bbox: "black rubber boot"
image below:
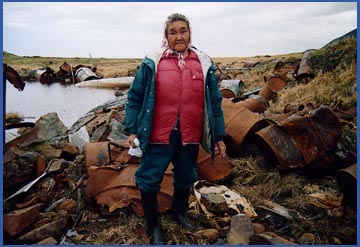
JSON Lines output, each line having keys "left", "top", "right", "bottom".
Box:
{"left": 141, "top": 191, "right": 165, "bottom": 245}
{"left": 172, "top": 188, "right": 196, "bottom": 231}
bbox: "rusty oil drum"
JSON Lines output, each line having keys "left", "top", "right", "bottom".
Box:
{"left": 222, "top": 99, "right": 272, "bottom": 156}
{"left": 220, "top": 80, "right": 244, "bottom": 98}
{"left": 259, "top": 75, "right": 286, "bottom": 101}
{"left": 75, "top": 67, "right": 99, "bottom": 82}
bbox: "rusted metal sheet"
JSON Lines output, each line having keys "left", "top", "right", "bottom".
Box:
{"left": 197, "top": 146, "right": 233, "bottom": 182}
{"left": 220, "top": 80, "right": 244, "bottom": 99}
{"left": 3, "top": 63, "right": 25, "bottom": 91}
{"left": 222, "top": 99, "right": 273, "bottom": 156}
{"left": 296, "top": 49, "right": 317, "bottom": 81}
{"left": 85, "top": 164, "right": 174, "bottom": 216}
{"left": 255, "top": 105, "right": 342, "bottom": 171}
{"left": 84, "top": 141, "right": 140, "bottom": 167}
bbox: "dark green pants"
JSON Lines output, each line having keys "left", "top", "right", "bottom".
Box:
{"left": 135, "top": 129, "right": 199, "bottom": 193}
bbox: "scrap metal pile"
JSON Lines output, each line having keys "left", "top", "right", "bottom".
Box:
{"left": 3, "top": 49, "right": 357, "bottom": 244}
{"left": 18, "top": 61, "right": 103, "bottom": 84}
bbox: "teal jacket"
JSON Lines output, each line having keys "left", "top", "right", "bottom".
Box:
{"left": 124, "top": 47, "right": 225, "bottom": 156}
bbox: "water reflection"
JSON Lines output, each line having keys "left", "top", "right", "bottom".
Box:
{"left": 5, "top": 81, "right": 118, "bottom": 127}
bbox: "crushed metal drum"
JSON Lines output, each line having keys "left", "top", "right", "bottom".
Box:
{"left": 255, "top": 105, "right": 342, "bottom": 171}
{"left": 85, "top": 164, "right": 174, "bottom": 216}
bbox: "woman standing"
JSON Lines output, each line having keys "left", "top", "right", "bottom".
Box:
{"left": 124, "top": 13, "right": 226, "bottom": 244}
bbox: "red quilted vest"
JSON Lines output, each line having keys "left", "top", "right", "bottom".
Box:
{"left": 149, "top": 50, "right": 204, "bottom": 144}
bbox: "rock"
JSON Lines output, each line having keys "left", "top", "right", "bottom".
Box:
{"left": 226, "top": 214, "right": 254, "bottom": 245}
{"left": 200, "top": 192, "right": 228, "bottom": 214}
{"left": 4, "top": 203, "right": 42, "bottom": 237}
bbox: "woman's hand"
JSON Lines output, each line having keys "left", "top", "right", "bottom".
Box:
{"left": 128, "top": 134, "right": 138, "bottom": 148}
{"left": 215, "top": 141, "right": 227, "bottom": 158}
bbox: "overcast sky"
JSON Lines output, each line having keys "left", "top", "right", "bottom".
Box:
{"left": 3, "top": 2, "right": 357, "bottom": 58}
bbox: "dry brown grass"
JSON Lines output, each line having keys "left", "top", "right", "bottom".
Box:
{"left": 5, "top": 112, "right": 24, "bottom": 124}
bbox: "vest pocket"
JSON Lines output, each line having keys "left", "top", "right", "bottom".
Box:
{"left": 191, "top": 70, "right": 204, "bottom": 92}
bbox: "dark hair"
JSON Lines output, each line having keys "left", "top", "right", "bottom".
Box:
{"left": 165, "top": 13, "right": 190, "bottom": 36}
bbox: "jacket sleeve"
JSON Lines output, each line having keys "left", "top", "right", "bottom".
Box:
{"left": 124, "top": 62, "right": 148, "bottom": 135}
{"left": 207, "top": 62, "right": 226, "bottom": 142}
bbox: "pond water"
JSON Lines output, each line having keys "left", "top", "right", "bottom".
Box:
{"left": 5, "top": 80, "right": 119, "bottom": 128}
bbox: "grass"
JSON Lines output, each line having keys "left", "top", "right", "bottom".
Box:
{"left": 3, "top": 36, "right": 357, "bottom": 244}
{"left": 5, "top": 112, "right": 24, "bottom": 124}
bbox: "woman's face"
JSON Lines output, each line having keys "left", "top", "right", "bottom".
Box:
{"left": 166, "top": 20, "right": 190, "bottom": 53}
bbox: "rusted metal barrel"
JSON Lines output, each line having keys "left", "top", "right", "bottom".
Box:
{"left": 260, "top": 75, "right": 286, "bottom": 101}
{"left": 296, "top": 49, "right": 317, "bottom": 81}
{"left": 337, "top": 164, "right": 357, "bottom": 210}
{"left": 35, "top": 67, "right": 56, "bottom": 84}
{"left": 222, "top": 99, "right": 272, "bottom": 156}
{"left": 255, "top": 124, "right": 305, "bottom": 170}
{"left": 75, "top": 67, "right": 101, "bottom": 82}
{"left": 220, "top": 80, "right": 244, "bottom": 99}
